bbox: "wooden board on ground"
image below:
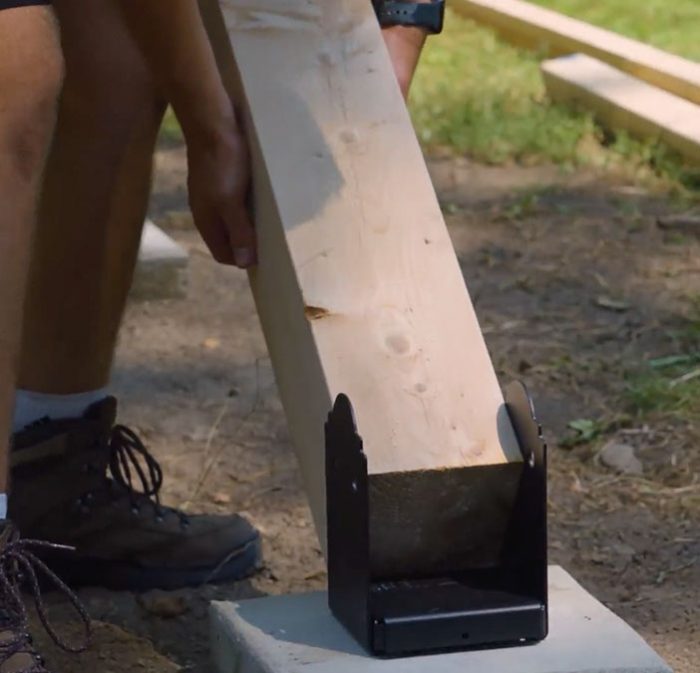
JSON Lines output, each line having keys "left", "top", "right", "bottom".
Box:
{"left": 131, "top": 221, "right": 188, "bottom": 301}
{"left": 451, "top": 0, "right": 700, "bottom": 106}
{"left": 202, "top": 0, "right": 522, "bottom": 555}
{"left": 542, "top": 54, "right": 700, "bottom": 164}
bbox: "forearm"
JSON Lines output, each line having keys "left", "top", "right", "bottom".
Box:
{"left": 115, "top": 0, "right": 235, "bottom": 143}
{"left": 382, "top": 26, "right": 426, "bottom": 99}
{"left": 379, "top": 0, "right": 445, "bottom": 98}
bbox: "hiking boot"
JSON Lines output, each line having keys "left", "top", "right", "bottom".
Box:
{"left": 9, "top": 398, "right": 261, "bottom": 591}
{"left": 0, "top": 521, "right": 91, "bottom": 673}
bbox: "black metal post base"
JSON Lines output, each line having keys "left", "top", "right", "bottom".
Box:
{"left": 325, "top": 381, "right": 548, "bottom": 658}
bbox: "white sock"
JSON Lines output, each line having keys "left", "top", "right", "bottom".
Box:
{"left": 12, "top": 388, "right": 109, "bottom": 433}
{"left": 0, "top": 493, "right": 6, "bottom": 520}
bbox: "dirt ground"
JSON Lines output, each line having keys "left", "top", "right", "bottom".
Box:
{"left": 41, "top": 144, "right": 698, "bottom": 672}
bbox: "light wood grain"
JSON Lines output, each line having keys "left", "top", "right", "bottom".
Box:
{"left": 206, "top": 0, "right": 521, "bottom": 537}
{"left": 543, "top": 54, "right": 700, "bottom": 164}
{"left": 452, "top": 0, "right": 700, "bottom": 105}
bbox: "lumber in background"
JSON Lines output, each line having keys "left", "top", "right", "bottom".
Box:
{"left": 542, "top": 54, "right": 700, "bottom": 164}
{"left": 451, "top": 0, "right": 700, "bottom": 105}
{"left": 131, "top": 221, "right": 188, "bottom": 301}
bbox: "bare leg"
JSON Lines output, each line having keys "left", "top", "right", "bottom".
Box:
{"left": 17, "top": 0, "right": 166, "bottom": 395}
{"left": 0, "top": 5, "right": 63, "bottom": 490}
{"left": 7, "top": 0, "right": 262, "bottom": 592}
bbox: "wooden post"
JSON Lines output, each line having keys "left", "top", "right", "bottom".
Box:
{"left": 202, "top": 0, "right": 522, "bottom": 548}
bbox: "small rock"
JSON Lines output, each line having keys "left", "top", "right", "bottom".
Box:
{"left": 137, "top": 591, "right": 189, "bottom": 619}
{"left": 595, "top": 296, "right": 631, "bottom": 312}
{"left": 613, "top": 185, "right": 648, "bottom": 197}
{"left": 586, "top": 550, "right": 608, "bottom": 565}
{"left": 518, "top": 359, "right": 533, "bottom": 373}
{"left": 611, "top": 542, "right": 636, "bottom": 559}
{"left": 161, "top": 210, "right": 194, "bottom": 230}
{"left": 212, "top": 492, "right": 231, "bottom": 505}
{"left": 656, "top": 213, "right": 700, "bottom": 233}
{"left": 598, "top": 441, "right": 644, "bottom": 476}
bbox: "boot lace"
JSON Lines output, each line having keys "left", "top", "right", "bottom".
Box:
{"left": 0, "top": 528, "right": 91, "bottom": 672}
{"left": 107, "top": 425, "right": 188, "bottom": 525}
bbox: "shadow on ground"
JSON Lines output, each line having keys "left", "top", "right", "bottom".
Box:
{"left": 42, "top": 149, "right": 697, "bottom": 673}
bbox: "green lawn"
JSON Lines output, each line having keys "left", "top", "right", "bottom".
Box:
{"left": 161, "top": 2, "right": 699, "bottom": 192}
{"left": 159, "top": 108, "right": 184, "bottom": 147}
{"left": 529, "top": 0, "right": 700, "bottom": 60}
{"left": 623, "top": 302, "right": 700, "bottom": 420}
{"left": 409, "top": 1, "right": 700, "bottom": 192}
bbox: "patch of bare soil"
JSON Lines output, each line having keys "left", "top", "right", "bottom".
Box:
{"left": 32, "top": 617, "right": 178, "bottom": 673}
{"left": 51, "top": 146, "right": 697, "bottom": 672}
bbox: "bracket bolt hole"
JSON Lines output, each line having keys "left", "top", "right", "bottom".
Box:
{"left": 461, "top": 632, "right": 470, "bottom": 640}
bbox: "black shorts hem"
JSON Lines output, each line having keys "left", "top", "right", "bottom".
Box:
{"left": 0, "top": 0, "right": 51, "bottom": 10}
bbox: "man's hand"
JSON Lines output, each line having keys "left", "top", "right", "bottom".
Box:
{"left": 382, "top": 25, "right": 427, "bottom": 99}
{"left": 187, "top": 120, "right": 256, "bottom": 268}
{"left": 116, "top": 0, "right": 256, "bottom": 269}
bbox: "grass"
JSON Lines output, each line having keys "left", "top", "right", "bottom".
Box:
{"left": 625, "top": 370, "right": 700, "bottom": 417}
{"left": 624, "top": 308, "right": 700, "bottom": 419}
{"left": 159, "top": 108, "right": 184, "bottom": 146}
{"left": 409, "top": 2, "right": 700, "bottom": 193}
{"left": 555, "top": 305, "right": 700, "bottom": 439}
{"left": 410, "top": 16, "right": 595, "bottom": 164}
{"left": 161, "top": 2, "right": 700, "bottom": 192}
{"left": 528, "top": 0, "right": 700, "bottom": 60}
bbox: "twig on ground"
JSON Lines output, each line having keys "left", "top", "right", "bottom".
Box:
{"left": 182, "top": 357, "right": 265, "bottom": 508}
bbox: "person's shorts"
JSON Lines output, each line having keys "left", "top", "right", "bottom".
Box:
{"left": 0, "top": 0, "right": 51, "bottom": 10}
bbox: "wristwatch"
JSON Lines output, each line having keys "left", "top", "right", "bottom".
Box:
{"left": 372, "top": 0, "right": 446, "bottom": 35}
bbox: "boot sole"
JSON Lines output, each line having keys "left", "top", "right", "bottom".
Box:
{"left": 42, "top": 535, "right": 262, "bottom": 592}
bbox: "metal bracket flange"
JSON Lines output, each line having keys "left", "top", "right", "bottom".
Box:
{"left": 325, "top": 380, "right": 548, "bottom": 657}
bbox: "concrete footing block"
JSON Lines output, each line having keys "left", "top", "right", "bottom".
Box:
{"left": 131, "top": 220, "right": 188, "bottom": 301}
{"left": 210, "top": 566, "right": 672, "bottom": 673}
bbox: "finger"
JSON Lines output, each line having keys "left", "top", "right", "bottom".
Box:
{"left": 194, "top": 210, "right": 236, "bottom": 265}
{"left": 208, "top": 233, "right": 237, "bottom": 265}
{"left": 225, "top": 202, "right": 257, "bottom": 270}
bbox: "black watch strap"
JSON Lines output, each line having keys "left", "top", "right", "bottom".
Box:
{"left": 373, "top": 1, "right": 446, "bottom": 35}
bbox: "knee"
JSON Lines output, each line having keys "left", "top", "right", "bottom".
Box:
{"left": 3, "top": 40, "right": 64, "bottom": 180}
{"left": 60, "top": 47, "right": 165, "bottom": 146}
{"left": 25, "top": 47, "right": 65, "bottom": 122}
